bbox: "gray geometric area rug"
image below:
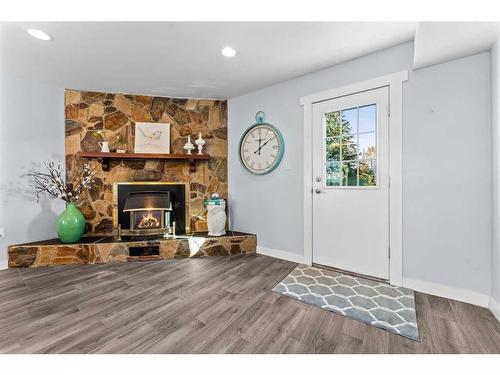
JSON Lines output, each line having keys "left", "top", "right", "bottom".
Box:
{"left": 273, "top": 265, "right": 420, "bottom": 341}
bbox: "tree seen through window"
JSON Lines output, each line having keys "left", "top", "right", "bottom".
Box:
{"left": 324, "top": 106, "right": 376, "bottom": 186}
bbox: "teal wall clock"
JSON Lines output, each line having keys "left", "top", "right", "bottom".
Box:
{"left": 239, "top": 111, "right": 285, "bottom": 175}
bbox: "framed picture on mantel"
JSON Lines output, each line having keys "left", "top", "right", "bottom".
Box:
{"left": 134, "top": 122, "right": 170, "bottom": 154}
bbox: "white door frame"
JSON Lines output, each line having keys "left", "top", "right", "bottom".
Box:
{"left": 300, "top": 71, "right": 408, "bottom": 286}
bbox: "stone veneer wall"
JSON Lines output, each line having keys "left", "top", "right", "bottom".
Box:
{"left": 65, "top": 90, "right": 227, "bottom": 234}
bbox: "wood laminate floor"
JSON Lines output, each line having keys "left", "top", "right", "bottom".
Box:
{"left": 1, "top": 254, "right": 499, "bottom": 354}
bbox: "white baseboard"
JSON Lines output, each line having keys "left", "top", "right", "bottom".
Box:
{"left": 257, "top": 246, "right": 308, "bottom": 264}
{"left": 0, "top": 260, "right": 8, "bottom": 270}
{"left": 489, "top": 297, "right": 500, "bottom": 322}
{"left": 403, "top": 277, "right": 489, "bottom": 307}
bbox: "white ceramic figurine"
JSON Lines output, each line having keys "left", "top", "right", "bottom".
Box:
{"left": 195, "top": 133, "right": 206, "bottom": 155}
{"left": 183, "top": 135, "right": 195, "bottom": 155}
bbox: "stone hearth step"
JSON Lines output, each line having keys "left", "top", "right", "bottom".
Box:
{"left": 8, "top": 231, "right": 256, "bottom": 268}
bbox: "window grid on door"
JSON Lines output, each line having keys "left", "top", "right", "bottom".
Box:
{"left": 323, "top": 104, "right": 377, "bottom": 187}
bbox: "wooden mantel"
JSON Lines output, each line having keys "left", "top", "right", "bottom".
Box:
{"left": 77, "top": 151, "right": 210, "bottom": 172}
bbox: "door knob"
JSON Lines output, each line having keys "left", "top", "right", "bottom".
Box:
{"left": 315, "top": 189, "right": 322, "bottom": 194}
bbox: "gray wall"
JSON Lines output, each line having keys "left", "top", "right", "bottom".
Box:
{"left": 403, "top": 54, "right": 491, "bottom": 294}
{"left": 0, "top": 73, "right": 65, "bottom": 264}
{"left": 492, "top": 39, "right": 500, "bottom": 304}
{"left": 228, "top": 42, "right": 492, "bottom": 296}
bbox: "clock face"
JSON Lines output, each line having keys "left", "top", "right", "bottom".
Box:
{"left": 240, "top": 124, "right": 284, "bottom": 175}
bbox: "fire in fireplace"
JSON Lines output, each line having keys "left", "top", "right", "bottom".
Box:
{"left": 135, "top": 210, "right": 161, "bottom": 229}
{"left": 113, "top": 182, "right": 189, "bottom": 236}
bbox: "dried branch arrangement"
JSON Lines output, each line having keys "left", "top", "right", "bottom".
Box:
{"left": 28, "top": 161, "right": 96, "bottom": 203}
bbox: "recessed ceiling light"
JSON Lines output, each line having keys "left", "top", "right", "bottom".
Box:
{"left": 221, "top": 46, "right": 236, "bottom": 58}
{"left": 27, "top": 29, "right": 52, "bottom": 41}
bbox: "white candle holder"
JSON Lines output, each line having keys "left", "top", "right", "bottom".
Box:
{"left": 183, "top": 135, "right": 195, "bottom": 155}
{"left": 195, "top": 133, "right": 206, "bottom": 155}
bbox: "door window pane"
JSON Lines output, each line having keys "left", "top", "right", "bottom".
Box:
{"left": 326, "top": 161, "right": 343, "bottom": 186}
{"left": 325, "top": 111, "right": 341, "bottom": 137}
{"left": 341, "top": 107, "right": 357, "bottom": 134}
{"left": 358, "top": 132, "right": 376, "bottom": 186}
{"left": 325, "top": 137, "right": 341, "bottom": 161}
{"left": 342, "top": 161, "right": 358, "bottom": 186}
{"left": 359, "top": 159, "right": 376, "bottom": 186}
{"left": 323, "top": 105, "right": 377, "bottom": 187}
{"left": 341, "top": 135, "right": 357, "bottom": 161}
{"left": 358, "top": 132, "right": 376, "bottom": 158}
{"left": 358, "top": 104, "right": 376, "bottom": 133}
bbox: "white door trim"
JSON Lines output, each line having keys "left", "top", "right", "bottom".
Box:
{"left": 300, "top": 70, "right": 408, "bottom": 286}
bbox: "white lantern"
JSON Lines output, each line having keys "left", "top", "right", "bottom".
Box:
{"left": 206, "top": 194, "right": 226, "bottom": 236}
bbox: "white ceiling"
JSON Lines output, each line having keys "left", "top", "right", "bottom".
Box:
{"left": 1, "top": 22, "right": 499, "bottom": 99}
{"left": 0, "top": 22, "right": 416, "bottom": 99}
{"left": 413, "top": 22, "right": 500, "bottom": 69}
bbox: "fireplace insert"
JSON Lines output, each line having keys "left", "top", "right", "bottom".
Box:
{"left": 113, "top": 182, "right": 189, "bottom": 236}
{"left": 123, "top": 191, "right": 171, "bottom": 234}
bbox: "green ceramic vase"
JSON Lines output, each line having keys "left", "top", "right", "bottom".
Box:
{"left": 56, "top": 202, "right": 85, "bottom": 243}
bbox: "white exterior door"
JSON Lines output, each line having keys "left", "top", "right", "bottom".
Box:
{"left": 312, "top": 87, "right": 390, "bottom": 280}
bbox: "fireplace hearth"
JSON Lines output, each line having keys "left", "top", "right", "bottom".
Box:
{"left": 8, "top": 231, "right": 257, "bottom": 267}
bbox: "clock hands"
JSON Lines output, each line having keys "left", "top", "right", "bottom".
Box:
{"left": 254, "top": 135, "right": 275, "bottom": 154}
{"left": 260, "top": 137, "right": 273, "bottom": 149}
{"left": 256, "top": 136, "right": 262, "bottom": 155}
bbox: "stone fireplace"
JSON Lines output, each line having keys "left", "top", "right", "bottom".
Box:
{"left": 114, "top": 182, "right": 189, "bottom": 236}
{"left": 7, "top": 89, "right": 258, "bottom": 269}
{"left": 64, "top": 89, "right": 228, "bottom": 236}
